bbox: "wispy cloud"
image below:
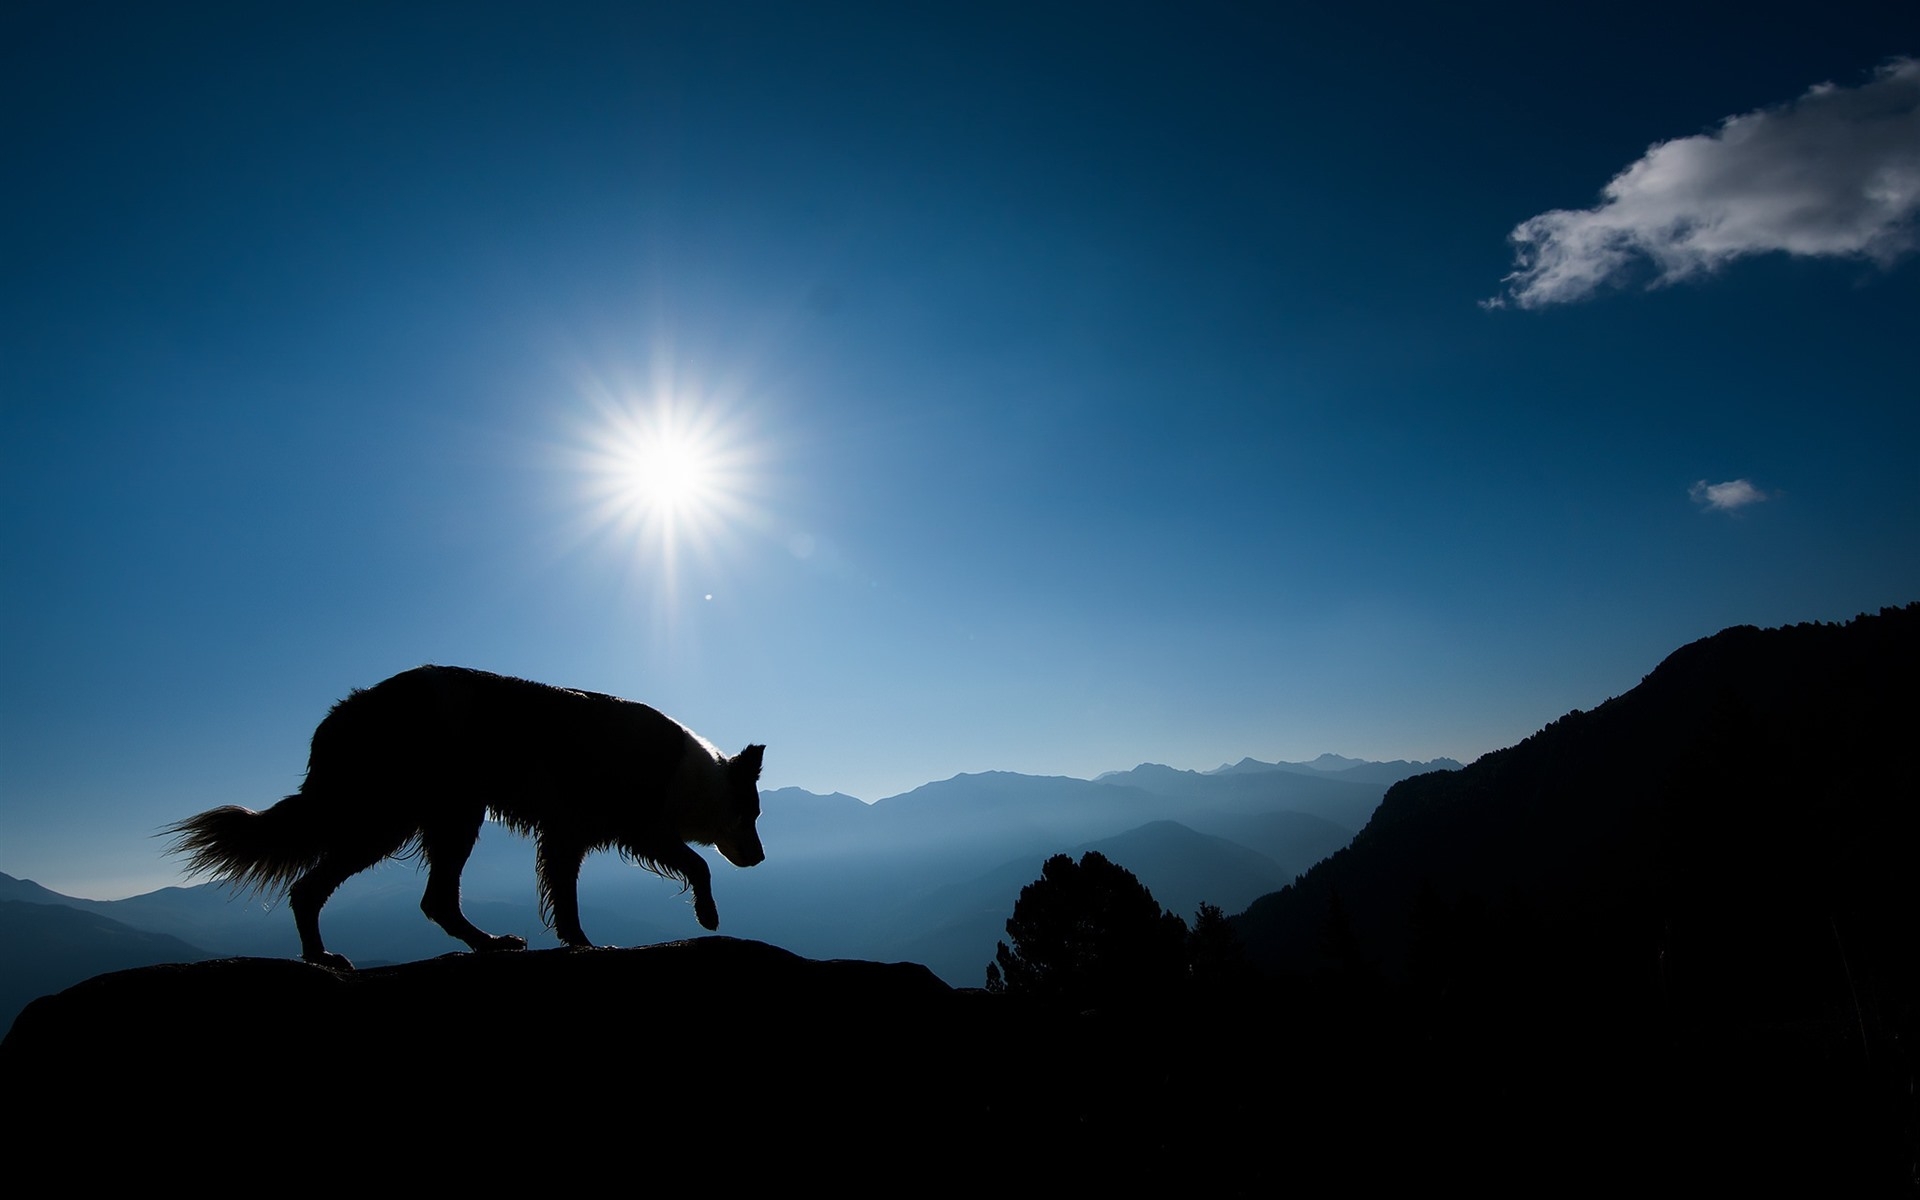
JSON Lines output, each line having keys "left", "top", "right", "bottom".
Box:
{"left": 1690, "top": 478, "right": 1768, "bottom": 513}
{"left": 1487, "top": 58, "right": 1920, "bottom": 309}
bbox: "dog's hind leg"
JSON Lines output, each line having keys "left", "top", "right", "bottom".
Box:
{"left": 535, "top": 838, "right": 592, "bottom": 948}
{"left": 290, "top": 847, "right": 390, "bottom": 970}
{"left": 419, "top": 812, "right": 527, "bottom": 954}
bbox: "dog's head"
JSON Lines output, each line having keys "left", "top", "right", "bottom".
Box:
{"left": 709, "top": 744, "right": 766, "bottom": 868}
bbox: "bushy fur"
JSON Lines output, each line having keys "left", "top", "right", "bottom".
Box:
{"left": 166, "top": 665, "right": 766, "bottom": 970}
{"left": 167, "top": 802, "right": 342, "bottom": 897}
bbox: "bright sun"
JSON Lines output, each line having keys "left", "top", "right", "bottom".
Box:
{"left": 618, "top": 425, "right": 719, "bottom": 518}
{"left": 568, "top": 386, "right": 763, "bottom": 598}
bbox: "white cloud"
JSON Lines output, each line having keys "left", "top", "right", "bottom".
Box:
{"left": 1488, "top": 58, "right": 1920, "bottom": 309}
{"left": 1690, "top": 478, "right": 1768, "bottom": 512}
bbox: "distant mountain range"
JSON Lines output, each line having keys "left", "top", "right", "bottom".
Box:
{"left": 1166, "top": 752, "right": 1465, "bottom": 784}
{"left": 0, "top": 753, "right": 1449, "bottom": 1031}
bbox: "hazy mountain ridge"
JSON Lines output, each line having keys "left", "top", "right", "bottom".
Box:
{"left": 0, "top": 897, "right": 218, "bottom": 1031}
{"left": 1104, "top": 754, "right": 1460, "bottom": 787}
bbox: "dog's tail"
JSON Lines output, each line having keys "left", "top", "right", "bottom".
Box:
{"left": 163, "top": 797, "right": 326, "bottom": 898}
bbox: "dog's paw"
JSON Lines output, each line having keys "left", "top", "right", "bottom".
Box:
{"left": 480, "top": 934, "right": 528, "bottom": 953}
{"left": 694, "top": 896, "right": 719, "bottom": 931}
{"left": 307, "top": 951, "right": 355, "bottom": 971}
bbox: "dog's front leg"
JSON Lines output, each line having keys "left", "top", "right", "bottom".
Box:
{"left": 657, "top": 842, "right": 719, "bottom": 930}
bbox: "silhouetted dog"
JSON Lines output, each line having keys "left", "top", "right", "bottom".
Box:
{"left": 167, "top": 666, "right": 766, "bottom": 969}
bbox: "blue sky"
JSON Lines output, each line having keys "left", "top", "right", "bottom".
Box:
{"left": 4, "top": 3, "right": 1916, "bottom": 898}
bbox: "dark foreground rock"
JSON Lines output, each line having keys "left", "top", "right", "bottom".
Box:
{"left": 7, "top": 937, "right": 1910, "bottom": 1190}
{"left": 5, "top": 938, "right": 1212, "bottom": 1186}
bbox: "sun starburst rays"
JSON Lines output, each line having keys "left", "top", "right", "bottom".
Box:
{"left": 563, "top": 381, "right": 766, "bottom": 612}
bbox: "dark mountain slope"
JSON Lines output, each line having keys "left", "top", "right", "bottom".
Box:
{"left": 1233, "top": 607, "right": 1920, "bottom": 1187}
{"left": 1240, "top": 608, "right": 1919, "bottom": 987}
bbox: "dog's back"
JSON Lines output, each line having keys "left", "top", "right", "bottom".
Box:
{"left": 305, "top": 666, "right": 696, "bottom": 831}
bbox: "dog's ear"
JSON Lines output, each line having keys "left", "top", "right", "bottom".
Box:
{"left": 735, "top": 744, "right": 765, "bottom": 780}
